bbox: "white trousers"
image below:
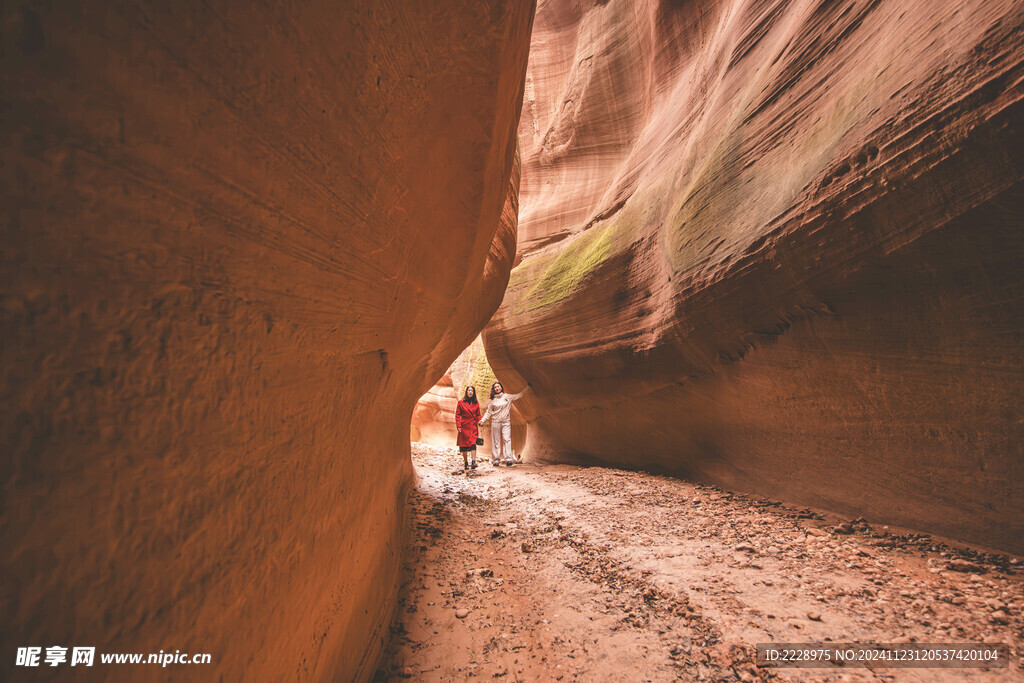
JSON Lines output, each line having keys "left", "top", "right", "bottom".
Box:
{"left": 490, "top": 421, "right": 513, "bottom": 463}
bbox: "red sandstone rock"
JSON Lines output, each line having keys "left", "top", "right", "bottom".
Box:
{"left": 411, "top": 373, "right": 460, "bottom": 446}
{"left": 486, "top": 0, "right": 1024, "bottom": 553}
{"left": 1, "top": 1, "right": 534, "bottom": 679}
{"left": 412, "top": 336, "right": 528, "bottom": 455}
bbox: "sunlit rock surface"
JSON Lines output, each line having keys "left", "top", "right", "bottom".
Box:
{"left": 487, "top": 0, "right": 1024, "bottom": 553}
{"left": 1, "top": 1, "right": 533, "bottom": 678}
{"left": 411, "top": 373, "right": 460, "bottom": 446}
{"left": 412, "top": 336, "right": 528, "bottom": 456}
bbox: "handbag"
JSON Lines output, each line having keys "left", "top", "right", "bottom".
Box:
{"left": 476, "top": 437, "right": 484, "bottom": 446}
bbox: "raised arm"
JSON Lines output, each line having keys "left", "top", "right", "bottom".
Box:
{"left": 507, "top": 385, "right": 531, "bottom": 402}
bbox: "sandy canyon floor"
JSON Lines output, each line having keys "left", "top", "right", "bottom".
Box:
{"left": 376, "top": 444, "right": 1022, "bottom": 681}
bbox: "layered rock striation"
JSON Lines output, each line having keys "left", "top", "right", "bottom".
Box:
{"left": 486, "top": 0, "right": 1024, "bottom": 552}
{"left": 411, "top": 373, "right": 461, "bottom": 446}
{"left": 2, "top": 1, "right": 533, "bottom": 679}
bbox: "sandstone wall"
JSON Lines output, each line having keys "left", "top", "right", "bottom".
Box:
{"left": 486, "top": 0, "right": 1024, "bottom": 553}
{"left": 2, "top": 1, "right": 533, "bottom": 679}
{"left": 411, "top": 336, "right": 528, "bottom": 457}
{"left": 411, "top": 373, "right": 460, "bottom": 446}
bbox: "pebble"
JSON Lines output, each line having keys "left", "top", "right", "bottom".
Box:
{"left": 948, "top": 559, "right": 985, "bottom": 573}
{"left": 391, "top": 445, "right": 1023, "bottom": 680}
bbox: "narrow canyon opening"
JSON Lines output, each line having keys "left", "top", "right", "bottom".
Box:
{"left": 391, "top": 0, "right": 1024, "bottom": 677}
{"left": 3, "top": 0, "right": 1023, "bottom": 681}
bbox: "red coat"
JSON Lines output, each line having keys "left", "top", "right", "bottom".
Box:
{"left": 455, "top": 400, "right": 481, "bottom": 447}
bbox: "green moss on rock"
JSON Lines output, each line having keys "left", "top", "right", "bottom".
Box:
{"left": 516, "top": 221, "right": 615, "bottom": 312}
{"left": 466, "top": 346, "right": 498, "bottom": 399}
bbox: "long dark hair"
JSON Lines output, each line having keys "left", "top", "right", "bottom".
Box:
{"left": 489, "top": 381, "right": 503, "bottom": 400}
{"left": 462, "top": 386, "right": 478, "bottom": 404}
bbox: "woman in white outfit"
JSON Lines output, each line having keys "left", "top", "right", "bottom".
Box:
{"left": 480, "top": 381, "right": 528, "bottom": 466}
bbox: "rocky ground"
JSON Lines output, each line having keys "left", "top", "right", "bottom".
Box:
{"left": 375, "top": 444, "right": 1023, "bottom": 681}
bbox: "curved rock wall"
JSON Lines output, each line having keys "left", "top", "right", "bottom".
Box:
{"left": 486, "top": 0, "right": 1024, "bottom": 553}
{"left": 411, "top": 336, "right": 528, "bottom": 456}
{"left": 411, "top": 373, "right": 460, "bottom": 446}
{"left": 2, "top": 1, "right": 533, "bottom": 679}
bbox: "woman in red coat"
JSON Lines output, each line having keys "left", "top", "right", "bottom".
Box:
{"left": 455, "top": 385, "right": 482, "bottom": 471}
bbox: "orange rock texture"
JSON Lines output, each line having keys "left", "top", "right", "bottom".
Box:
{"left": 411, "top": 373, "right": 461, "bottom": 446}
{"left": 2, "top": 1, "right": 533, "bottom": 679}
{"left": 411, "top": 337, "right": 528, "bottom": 456}
{"left": 486, "top": 0, "right": 1024, "bottom": 553}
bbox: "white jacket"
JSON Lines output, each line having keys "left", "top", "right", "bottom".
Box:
{"left": 481, "top": 389, "right": 526, "bottom": 424}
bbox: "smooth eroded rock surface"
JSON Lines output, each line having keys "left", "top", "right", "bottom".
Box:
{"left": 411, "top": 373, "right": 461, "bottom": 446}
{"left": 1, "top": 1, "right": 533, "bottom": 679}
{"left": 486, "top": 0, "right": 1024, "bottom": 553}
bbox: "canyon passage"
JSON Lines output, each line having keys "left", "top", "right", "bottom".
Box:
{"left": 399, "top": 0, "right": 1024, "bottom": 678}
{"left": 377, "top": 445, "right": 1023, "bottom": 680}
{"left": 3, "top": 0, "right": 1024, "bottom": 680}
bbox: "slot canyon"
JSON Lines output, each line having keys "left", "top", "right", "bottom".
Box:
{"left": 484, "top": 0, "right": 1024, "bottom": 555}
{"left": 3, "top": 0, "right": 1023, "bottom": 682}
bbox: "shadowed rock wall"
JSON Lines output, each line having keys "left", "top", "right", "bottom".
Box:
{"left": 486, "top": 0, "right": 1024, "bottom": 553}
{"left": 2, "top": 1, "right": 533, "bottom": 679}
